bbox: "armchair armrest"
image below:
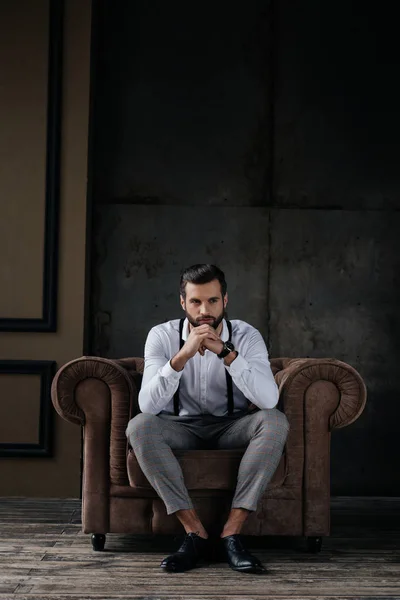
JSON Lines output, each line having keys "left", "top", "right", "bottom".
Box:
{"left": 275, "top": 358, "right": 367, "bottom": 429}
{"left": 51, "top": 356, "right": 142, "bottom": 426}
{"left": 51, "top": 356, "right": 142, "bottom": 534}
{"left": 273, "top": 357, "right": 367, "bottom": 536}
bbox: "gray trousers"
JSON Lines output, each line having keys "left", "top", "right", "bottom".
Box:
{"left": 126, "top": 409, "right": 289, "bottom": 515}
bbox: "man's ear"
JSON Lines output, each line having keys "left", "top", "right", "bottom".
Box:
{"left": 180, "top": 295, "right": 185, "bottom": 311}
{"left": 224, "top": 293, "right": 228, "bottom": 308}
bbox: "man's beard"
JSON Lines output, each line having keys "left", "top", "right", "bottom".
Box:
{"left": 185, "top": 308, "right": 226, "bottom": 330}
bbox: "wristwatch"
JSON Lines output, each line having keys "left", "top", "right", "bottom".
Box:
{"left": 217, "top": 341, "right": 235, "bottom": 359}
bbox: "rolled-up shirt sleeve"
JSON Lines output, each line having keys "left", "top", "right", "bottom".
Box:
{"left": 225, "top": 329, "right": 279, "bottom": 409}
{"left": 138, "top": 328, "right": 182, "bottom": 414}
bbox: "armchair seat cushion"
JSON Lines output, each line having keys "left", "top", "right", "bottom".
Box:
{"left": 127, "top": 448, "right": 288, "bottom": 491}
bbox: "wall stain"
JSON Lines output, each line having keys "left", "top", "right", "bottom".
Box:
{"left": 123, "top": 236, "right": 168, "bottom": 279}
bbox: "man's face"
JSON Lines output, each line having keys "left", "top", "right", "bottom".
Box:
{"left": 180, "top": 279, "right": 228, "bottom": 330}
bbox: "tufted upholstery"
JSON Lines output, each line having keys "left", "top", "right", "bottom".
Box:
{"left": 52, "top": 355, "right": 366, "bottom": 540}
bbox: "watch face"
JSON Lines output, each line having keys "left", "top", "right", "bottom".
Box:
{"left": 225, "top": 342, "right": 235, "bottom": 352}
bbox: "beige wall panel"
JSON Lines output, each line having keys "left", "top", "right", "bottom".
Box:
{"left": 0, "top": 0, "right": 91, "bottom": 497}
{"left": 0, "top": 375, "right": 41, "bottom": 443}
{"left": 0, "top": 0, "right": 48, "bottom": 318}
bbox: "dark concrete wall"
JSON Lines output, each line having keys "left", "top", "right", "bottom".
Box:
{"left": 271, "top": 1, "right": 400, "bottom": 495}
{"left": 91, "top": 0, "right": 400, "bottom": 495}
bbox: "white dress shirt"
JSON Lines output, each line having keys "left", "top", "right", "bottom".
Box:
{"left": 138, "top": 318, "right": 279, "bottom": 416}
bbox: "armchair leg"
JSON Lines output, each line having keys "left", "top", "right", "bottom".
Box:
{"left": 91, "top": 533, "right": 106, "bottom": 551}
{"left": 306, "top": 536, "right": 323, "bottom": 553}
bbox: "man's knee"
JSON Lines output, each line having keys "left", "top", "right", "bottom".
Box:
{"left": 125, "top": 412, "right": 161, "bottom": 443}
{"left": 254, "top": 408, "right": 289, "bottom": 439}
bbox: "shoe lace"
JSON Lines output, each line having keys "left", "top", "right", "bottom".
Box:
{"left": 179, "top": 533, "right": 199, "bottom": 554}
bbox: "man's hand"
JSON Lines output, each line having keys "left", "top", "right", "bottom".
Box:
{"left": 171, "top": 325, "right": 222, "bottom": 371}
{"left": 200, "top": 325, "right": 224, "bottom": 356}
{"left": 185, "top": 324, "right": 222, "bottom": 357}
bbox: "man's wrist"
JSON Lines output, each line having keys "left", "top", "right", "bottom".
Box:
{"left": 218, "top": 340, "right": 235, "bottom": 359}
{"left": 170, "top": 349, "right": 190, "bottom": 372}
{"left": 223, "top": 350, "right": 238, "bottom": 366}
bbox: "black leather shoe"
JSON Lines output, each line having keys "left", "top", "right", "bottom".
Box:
{"left": 222, "top": 534, "right": 266, "bottom": 573}
{"left": 160, "top": 533, "right": 210, "bottom": 572}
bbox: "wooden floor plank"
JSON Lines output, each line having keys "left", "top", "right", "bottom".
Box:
{"left": 0, "top": 497, "right": 399, "bottom": 599}
{"left": 4, "top": 597, "right": 398, "bottom": 600}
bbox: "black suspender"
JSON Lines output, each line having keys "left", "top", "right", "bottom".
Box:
{"left": 173, "top": 319, "right": 234, "bottom": 416}
{"left": 173, "top": 318, "right": 185, "bottom": 416}
{"left": 225, "top": 320, "right": 234, "bottom": 416}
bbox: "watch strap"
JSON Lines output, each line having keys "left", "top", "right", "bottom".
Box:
{"left": 218, "top": 341, "right": 235, "bottom": 359}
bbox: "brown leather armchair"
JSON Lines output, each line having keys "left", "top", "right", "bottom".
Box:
{"left": 51, "top": 356, "right": 366, "bottom": 553}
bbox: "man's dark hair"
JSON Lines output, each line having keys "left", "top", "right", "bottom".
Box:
{"left": 180, "top": 264, "right": 227, "bottom": 299}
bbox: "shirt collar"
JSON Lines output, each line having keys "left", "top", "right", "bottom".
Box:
{"left": 181, "top": 318, "right": 229, "bottom": 342}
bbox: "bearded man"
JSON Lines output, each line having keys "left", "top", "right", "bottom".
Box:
{"left": 126, "top": 264, "right": 289, "bottom": 573}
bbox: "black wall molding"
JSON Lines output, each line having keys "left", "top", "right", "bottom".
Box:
{"left": 0, "top": 360, "right": 57, "bottom": 457}
{"left": 0, "top": 0, "right": 63, "bottom": 332}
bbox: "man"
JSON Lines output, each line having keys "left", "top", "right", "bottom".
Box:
{"left": 126, "top": 264, "right": 289, "bottom": 573}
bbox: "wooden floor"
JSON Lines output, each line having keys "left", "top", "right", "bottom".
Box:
{"left": 0, "top": 497, "right": 399, "bottom": 599}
